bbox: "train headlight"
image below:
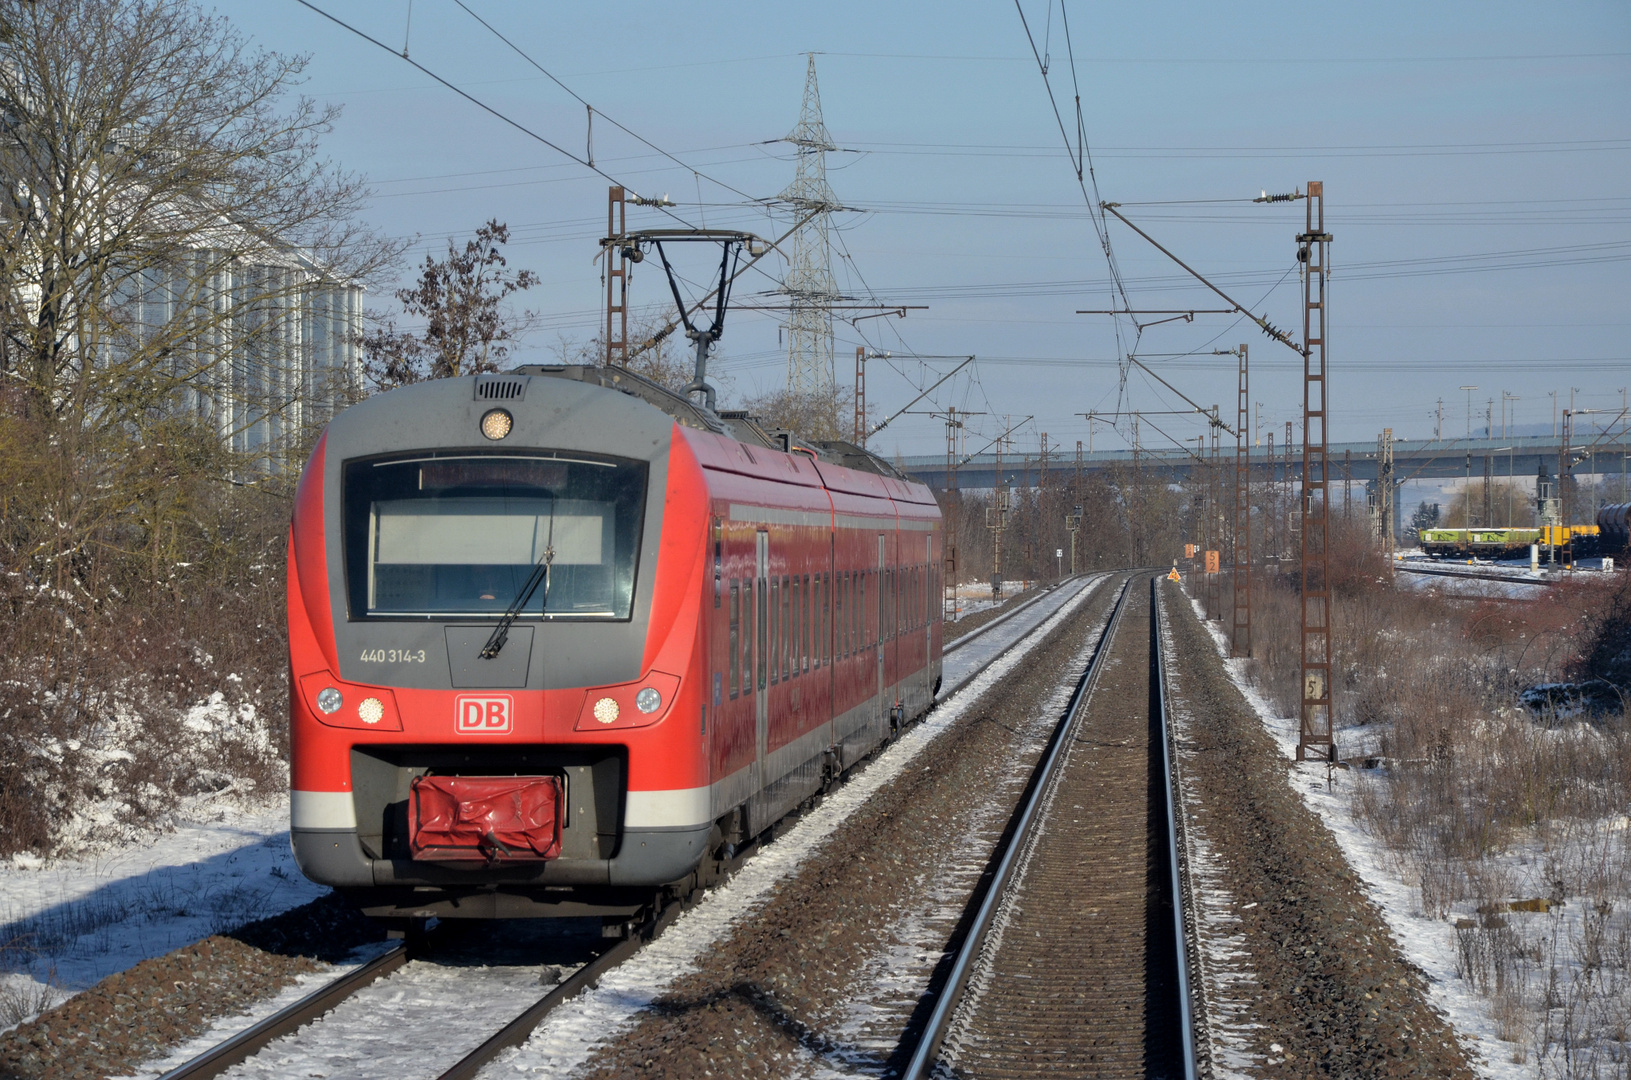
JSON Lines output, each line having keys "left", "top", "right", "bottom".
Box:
{"left": 635, "top": 687, "right": 662, "bottom": 714}
{"left": 593, "top": 696, "right": 619, "bottom": 724}
{"left": 479, "top": 408, "right": 513, "bottom": 440}
{"left": 358, "top": 697, "right": 385, "bottom": 725}
{"left": 316, "top": 687, "right": 343, "bottom": 714}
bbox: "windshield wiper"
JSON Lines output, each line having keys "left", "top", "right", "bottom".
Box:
{"left": 480, "top": 503, "right": 555, "bottom": 660}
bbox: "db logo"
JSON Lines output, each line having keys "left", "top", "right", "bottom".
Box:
{"left": 455, "top": 695, "right": 513, "bottom": 735}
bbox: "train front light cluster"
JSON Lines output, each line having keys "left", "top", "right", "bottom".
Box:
{"left": 574, "top": 671, "right": 681, "bottom": 732}
{"left": 299, "top": 672, "right": 403, "bottom": 732}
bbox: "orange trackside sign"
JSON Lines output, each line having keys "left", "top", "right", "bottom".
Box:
{"left": 1205, "top": 550, "right": 1220, "bottom": 573}
{"left": 1185, "top": 543, "right": 1197, "bottom": 558}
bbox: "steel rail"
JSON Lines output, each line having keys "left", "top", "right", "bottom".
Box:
{"left": 155, "top": 574, "right": 1102, "bottom": 1080}
{"left": 433, "top": 899, "right": 688, "bottom": 1080}
{"left": 151, "top": 574, "right": 1101, "bottom": 1080}
{"left": 1395, "top": 562, "right": 1560, "bottom": 587}
{"left": 435, "top": 572, "right": 1108, "bottom": 1080}
{"left": 943, "top": 573, "right": 1085, "bottom": 654}
{"left": 155, "top": 943, "right": 409, "bottom": 1080}
{"left": 899, "top": 573, "right": 1136, "bottom": 1080}
{"left": 1152, "top": 576, "right": 1202, "bottom": 1080}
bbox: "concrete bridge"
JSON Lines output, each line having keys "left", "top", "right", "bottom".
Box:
{"left": 894, "top": 434, "right": 1630, "bottom": 492}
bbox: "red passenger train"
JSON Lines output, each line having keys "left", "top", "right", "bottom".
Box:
{"left": 286, "top": 364, "right": 943, "bottom": 922}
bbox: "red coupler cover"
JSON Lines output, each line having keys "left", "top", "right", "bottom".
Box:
{"left": 409, "top": 775, "right": 562, "bottom": 861}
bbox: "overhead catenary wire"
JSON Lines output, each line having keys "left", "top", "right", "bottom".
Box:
{"left": 447, "top": 0, "right": 763, "bottom": 206}
{"left": 291, "top": 0, "right": 790, "bottom": 298}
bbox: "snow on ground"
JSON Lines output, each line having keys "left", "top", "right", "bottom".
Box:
{"left": 0, "top": 795, "right": 319, "bottom": 1029}
{"left": 945, "top": 580, "right": 1037, "bottom": 622}
{"left": 482, "top": 577, "right": 1099, "bottom": 1078}
{"left": 1182, "top": 593, "right": 1525, "bottom": 1080}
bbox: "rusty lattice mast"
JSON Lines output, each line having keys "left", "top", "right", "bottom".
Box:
{"left": 1297, "top": 182, "right": 1335, "bottom": 763}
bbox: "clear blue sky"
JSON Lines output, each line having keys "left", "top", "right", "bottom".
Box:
{"left": 222, "top": 1, "right": 1630, "bottom": 461}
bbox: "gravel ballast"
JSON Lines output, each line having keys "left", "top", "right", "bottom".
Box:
{"left": 1159, "top": 581, "right": 1475, "bottom": 1077}
{"left": 0, "top": 892, "right": 383, "bottom": 1080}
{"left": 564, "top": 575, "right": 1128, "bottom": 1078}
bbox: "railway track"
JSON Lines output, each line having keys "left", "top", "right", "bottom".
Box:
{"left": 152, "top": 574, "right": 1100, "bottom": 1080}
{"left": 1396, "top": 561, "right": 1559, "bottom": 587}
{"left": 899, "top": 574, "right": 1202, "bottom": 1080}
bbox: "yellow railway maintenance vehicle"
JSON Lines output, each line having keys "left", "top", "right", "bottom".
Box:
{"left": 1419, "top": 526, "right": 1599, "bottom": 559}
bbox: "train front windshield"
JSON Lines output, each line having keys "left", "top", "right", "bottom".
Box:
{"left": 343, "top": 452, "right": 646, "bottom": 620}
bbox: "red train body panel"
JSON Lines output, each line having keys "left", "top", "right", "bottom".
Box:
{"left": 286, "top": 365, "right": 942, "bottom": 920}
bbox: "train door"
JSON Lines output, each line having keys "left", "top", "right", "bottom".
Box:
{"left": 877, "top": 533, "right": 887, "bottom": 732}
{"left": 755, "top": 531, "right": 769, "bottom": 780}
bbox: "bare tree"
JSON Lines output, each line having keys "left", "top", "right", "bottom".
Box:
{"left": 360, "top": 220, "right": 538, "bottom": 389}
{"left": 741, "top": 385, "right": 856, "bottom": 442}
{"left": 551, "top": 309, "right": 697, "bottom": 395}
{"left": 0, "top": 0, "right": 395, "bottom": 437}
{"left": 0, "top": 0, "right": 398, "bottom": 588}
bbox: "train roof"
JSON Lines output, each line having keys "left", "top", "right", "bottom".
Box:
{"left": 507, "top": 364, "right": 917, "bottom": 484}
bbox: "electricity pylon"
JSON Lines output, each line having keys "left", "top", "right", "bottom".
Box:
{"left": 780, "top": 54, "right": 840, "bottom": 396}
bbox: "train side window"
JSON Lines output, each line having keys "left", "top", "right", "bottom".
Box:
{"left": 795, "top": 575, "right": 805, "bottom": 674}
{"left": 861, "top": 570, "right": 869, "bottom": 647}
{"left": 815, "top": 573, "right": 824, "bottom": 666}
{"left": 887, "top": 568, "right": 895, "bottom": 640}
{"left": 728, "top": 581, "right": 740, "bottom": 699}
{"left": 812, "top": 574, "right": 822, "bottom": 668}
{"left": 755, "top": 578, "right": 767, "bottom": 693}
{"left": 852, "top": 570, "right": 860, "bottom": 652}
{"left": 768, "top": 576, "right": 779, "bottom": 685}
{"left": 790, "top": 574, "right": 801, "bottom": 679}
{"left": 713, "top": 521, "right": 722, "bottom": 609}
{"left": 806, "top": 574, "right": 815, "bottom": 670}
{"left": 848, "top": 570, "right": 861, "bottom": 655}
{"left": 811, "top": 574, "right": 820, "bottom": 667}
{"left": 848, "top": 571, "right": 856, "bottom": 655}
{"left": 882, "top": 568, "right": 889, "bottom": 641}
{"left": 781, "top": 575, "right": 792, "bottom": 682}
{"left": 825, "top": 572, "right": 832, "bottom": 664}
{"left": 837, "top": 571, "right": 847, "bottom": 657}
{"left": 849, "top": 570, "right": 857, "bottom": 654}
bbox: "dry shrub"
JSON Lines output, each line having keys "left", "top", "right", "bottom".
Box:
{"left": 1245, "top": 550, "right": 1631, "bottom": 1064}
{"left": 0, "top": 410, "right": 293, "bottom": 857}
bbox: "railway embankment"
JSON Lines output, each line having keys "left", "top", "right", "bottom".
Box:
{"left": 0, "top": 893, "right": 383, "bottom": 1080}
{"left": 1194, "top": 566, "right": 1631, "bottom": 1075}
{"left": 1162, "top": 583, "right": 1475, "bottom": 1077}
